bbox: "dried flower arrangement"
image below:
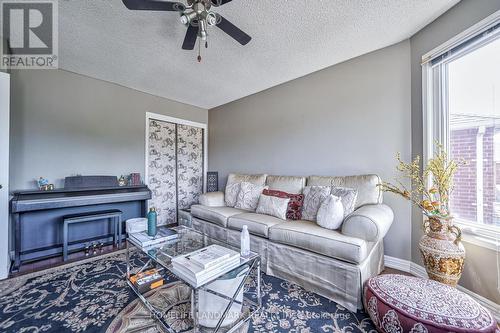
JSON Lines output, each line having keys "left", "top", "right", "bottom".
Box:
{"left": 378, "top": 143, "right": 465, "bottom": 218}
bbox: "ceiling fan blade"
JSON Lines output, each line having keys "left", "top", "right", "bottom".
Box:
{"left": 216, "top": 15, "right": 251, "bottom": 45}
{"left": 122, "top": 0, "right": 185, "bottom": 11}
{"left": 182, "top": 24, "right": 198, "bottom": 50}
{"left": 210, "top": 0, "right": 233, "bottom": 6}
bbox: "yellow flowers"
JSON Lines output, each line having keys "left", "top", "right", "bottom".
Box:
{"left": 379, "top": 143, "right": 465, "bottom": 218}
{"left": 421, "top": 200, "right": 434, "bottom": 211}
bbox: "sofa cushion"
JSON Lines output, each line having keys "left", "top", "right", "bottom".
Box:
{"left": 228, "top": 213, "right": 286, "bottom": 238}
{"left": 227, "top": 173, "right": 267, "bottom": 187}
{"left": 225, "top": 174, "right": 267, "bottom": 207}
{"left": 301, "top": 186, "right": 331, "bottom": 221}
{"left": 268, "top": 220, "right": 369, "bottom": 264}
{"left": 307, "top": 174, "right": 382, "bottom": 209}
{"left": 224, "top": 182, "right": 241, "bottom": 207}
{"left": 330, "top": 186, "right": 358, "bottom": 216}
{"left": 256, "top": 194, "right": 290, "bottom": 220}
{"left": 191, "top": 205, "right": 246, "bottom": 227}
{"left": 235, "top": 182, "right": 267, "bottom": 211}
{"left": 199, "top": 191, "right": 225, "bottom": 207}
{"left": 266, "top": 175, "right": 306, "bottom": 194}
{"left": 263, "top": 189, "right": 304, "bottom": 220}
{"left": 316, "top": 194, "right": 344, "bottom": 230}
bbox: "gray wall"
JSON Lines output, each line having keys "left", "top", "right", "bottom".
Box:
{"left": 0, "top": 37, "right": 9, "bottom": 74}
{"left": 10, "top": 69, "right": 207, "bottom": 190}
{"left": 209, "top": 40, "right": 413, "bottom": 260}
{"left": 410, "top": 0, "right": 500, "bottom": 303}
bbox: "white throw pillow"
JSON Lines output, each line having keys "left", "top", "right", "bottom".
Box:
{"left": 330, "top": 186, "right": 358, "bottom": 216}
{"left": 225, "top": 182, "right": 241, "bottom": 207}
{"left": 316, "top": 195, "right": 345, "bottom": 230}
{"left": 256, "top": 194, "right": 290, "bottom": 220}
{"left": 235, "top": 182, "right": 267, "bottom": 211}
{"left": 301, "top": 186, "right": 331, "bottom": 221}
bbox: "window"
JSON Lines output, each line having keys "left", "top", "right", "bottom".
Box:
{"left": 423, "top": 14, "right": 500, "bottom": 247}
{"left": 449, "top": 38, "right": 500, "bottom": 227}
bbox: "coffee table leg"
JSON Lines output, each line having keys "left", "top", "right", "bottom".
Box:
{"left": 192, "top": 288, "right": 199, "bottom": 333}
{"left": 126, "top": 240, "right": 130, "bottom": 279}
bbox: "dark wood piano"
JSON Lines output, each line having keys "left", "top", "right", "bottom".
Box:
{"left": 10, "top": 176, "right": 151, "bottom": 272}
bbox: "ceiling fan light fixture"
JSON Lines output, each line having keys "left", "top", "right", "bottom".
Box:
{"left": 205, "top": 11, "right": 217, "bottom": 26}
{"left": 122, "top": 0, "right": 250, "bottom": 58}
{"left": 180, "top": 10, "right": 197, "bottom": 25}
{"left": 199, "top": 19, "right": 208, "bottom": 40}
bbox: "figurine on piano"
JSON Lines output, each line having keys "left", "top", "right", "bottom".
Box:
{"left": 37, "top": 177, "right": 54, "bottom": 191}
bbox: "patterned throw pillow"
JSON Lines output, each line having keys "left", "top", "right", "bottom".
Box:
{"left": 301, "top": 186, "right": 331, "bottom": 221}
{"left": 316, "top": 195, "right": 345, "bottom": 230}
{"left": 263, "top": 189, "right": 304, "bottom": 220}
{"left": 225, "top": 182, "right": 241, "bottom": 207}
{"left": 330, "top": 186, "right": 358, "bottom": 216}
{"left": 235, "top": 182, "right": 267, "bottom": 211}
{"left": 256, "top": 194, "right": 290, "bottom": 220}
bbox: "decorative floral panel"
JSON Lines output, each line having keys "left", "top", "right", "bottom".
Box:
{"left": 148, "top": 120, "right": 177, "bottom": 225}
{"left": 176, "top": 124, "right": 204, "bottom": 210}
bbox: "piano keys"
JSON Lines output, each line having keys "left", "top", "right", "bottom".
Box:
{"left": 10, "top": 179, "right": 151, "bottom": 272}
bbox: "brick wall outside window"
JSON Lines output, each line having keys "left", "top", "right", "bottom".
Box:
{"left": 450, "top": 126, "right": 499, "bottom": 226}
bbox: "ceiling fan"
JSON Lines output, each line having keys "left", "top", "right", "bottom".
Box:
{"left": 122, "top": 0, "right": 251, "bottom": 61}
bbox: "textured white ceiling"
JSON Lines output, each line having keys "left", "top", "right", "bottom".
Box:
{"left": 59, "top": 0, "right": 459, "bottom": 109}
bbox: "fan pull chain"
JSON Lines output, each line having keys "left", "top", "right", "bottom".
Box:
{"left": 197, "top": 38, "right": 202, "bottom": 62}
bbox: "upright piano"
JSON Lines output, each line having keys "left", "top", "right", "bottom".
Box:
{"left": 10, "top": 176, "right": 151, "bottom": 272}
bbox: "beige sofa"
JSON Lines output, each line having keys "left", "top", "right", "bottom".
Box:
{"left": 188, "top": 173, "right": 394, "bottom": 311}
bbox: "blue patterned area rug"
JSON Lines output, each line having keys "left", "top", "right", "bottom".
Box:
{"left": 0, "top": 250, "right": 376, "bottom": 333}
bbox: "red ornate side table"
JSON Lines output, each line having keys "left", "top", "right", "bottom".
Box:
{"left": 364, "top": 274, "right": 497, "bottom": 333}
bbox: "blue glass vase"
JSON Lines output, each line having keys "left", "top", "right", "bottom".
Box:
{"left": 147, "top": 207, "right": 157, "bottom": 237}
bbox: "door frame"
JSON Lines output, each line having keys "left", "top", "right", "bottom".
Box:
{"left": 0, "top": 72, "right": 10, "bottom": 279}
{"left": 145, "top": 112, "right": 208, "bottom": 194}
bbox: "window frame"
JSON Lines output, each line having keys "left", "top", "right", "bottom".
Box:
{"left": 422, "top": 11, "right": 500, "bottom": 252}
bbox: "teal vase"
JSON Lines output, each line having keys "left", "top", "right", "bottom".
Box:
{"left": 147, "top": 207, "right": 157, "bottom": 237}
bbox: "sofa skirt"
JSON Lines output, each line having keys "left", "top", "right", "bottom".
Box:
{"left": 267, "top": 240, "right": 384, "bottom": 311}
{"left": 189, "top": 217, "right": 384, "bottom": 312}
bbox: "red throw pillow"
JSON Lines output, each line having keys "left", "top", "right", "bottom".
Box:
{"left": 262, "top": 189, "right": 304, "bottom": 220}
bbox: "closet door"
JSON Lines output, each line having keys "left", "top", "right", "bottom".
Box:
{"left": 177, "top": 124, "right": 204, "bottom": 210}
{"left": 148, "top": 120, "right": 177, "bottom": 225}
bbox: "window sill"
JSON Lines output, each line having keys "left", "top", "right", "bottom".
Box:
{"left": 454, "top": 220, "right": 500, "bottom": 252}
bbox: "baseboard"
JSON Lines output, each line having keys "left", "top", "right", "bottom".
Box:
{"left": 384, "top": 255, "right": 411, "bottom": 272}
{"left": 385, "top": 255, "right": 500, "bottom": 323}
{"left": 409, "top": 262, "right": 427, "bottom": 279}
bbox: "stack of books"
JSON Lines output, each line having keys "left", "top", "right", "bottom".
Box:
{"left": 129, "top": 227, "right": 178, "bottom": 248}
{"left": 129, "top": 268, "right": 164, "bottom": 293}
{"left": 171, "top": 244, "right": 241, "bottom": 287}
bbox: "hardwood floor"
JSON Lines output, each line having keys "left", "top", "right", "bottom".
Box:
{"left": 380, "top": 267, "right": 414, "bottom": 276}
{"left": 10, "top": 244, "right": 124, "bottom": 278}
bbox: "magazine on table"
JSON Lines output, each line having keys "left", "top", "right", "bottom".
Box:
{"left": 186, "top": 244, "right": 240, "bottom": 269}
{"left": 129, "top": 227, "right": 178, "bottom": 248}
{"left": 171, "top": 244, "right": 241, "bottom": 286}
{"left": 172, "top": 257, "right": 241, "bottom": 286}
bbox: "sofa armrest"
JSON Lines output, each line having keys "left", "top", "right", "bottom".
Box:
{"left": 341, "top": 204, "right": 394, "bottom": 242}
{"left": 199, "top": 191, "right": 225, "bottom": 207}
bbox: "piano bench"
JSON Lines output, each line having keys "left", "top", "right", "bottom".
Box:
{"left": 62, "top": 210, "right": 123, "bottom": 261}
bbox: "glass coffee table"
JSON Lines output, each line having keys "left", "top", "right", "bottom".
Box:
{"left": 126, "top": 226, "right": 262, "bottom": 333}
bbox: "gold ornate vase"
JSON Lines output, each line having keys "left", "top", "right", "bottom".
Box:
{"left": 419, "top": 216, "right": 465, "bottom": 287}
